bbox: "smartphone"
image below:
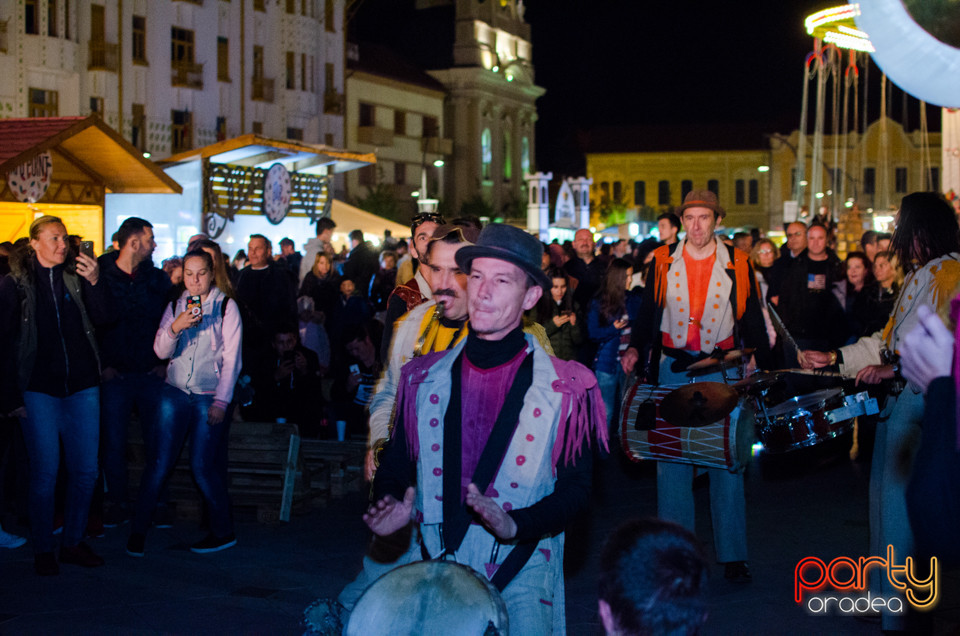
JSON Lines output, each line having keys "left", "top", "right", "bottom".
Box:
{"left": 349, "top": 364, "right": 360, "bottom": 375}
{"left": 79, "top": 241, "right": 95, "bottom": 259}
{"left": 186, "top": 295, "right": 203, "bottom": 321}
{"left": 281, "top": 350, "right": 296, "bottom": 364}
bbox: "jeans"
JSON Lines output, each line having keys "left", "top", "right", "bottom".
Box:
{"left": 133, "top": 384, "right": 233, "bottom": 537}
{"left": 20, "top": 388, "right": 100, "bottom": 553}
{"left": 100, "top": 372, "right": 164, "bottom": 505}
{"left": 656, "top": 356, "right": 748, "bottom": 563}
{"left": 595, "top": 368, "right": 625, "bottom": 432}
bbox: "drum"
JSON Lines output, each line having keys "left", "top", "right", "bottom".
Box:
{"left": 345, "top": 561, "right": 509, "bottom": 636}
{"left": 755, "top": 387, "right": 878, "bottom": 453}
{"left": 620, "top": 383, "right": 754, "bottom": 472}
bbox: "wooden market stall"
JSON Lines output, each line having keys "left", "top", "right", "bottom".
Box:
{"left": 0, "top": 115, "right": 182, "bottom": 251}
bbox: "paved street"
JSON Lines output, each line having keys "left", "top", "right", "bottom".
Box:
{"left": 1, "top": 433, "right": 957, "bottom": 634}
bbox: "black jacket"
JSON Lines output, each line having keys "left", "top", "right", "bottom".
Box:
{"left": 96, "top": 251, "right": 172, "bottom": 372}
{"left": 339, "top": 241, "right": 379, "bottom": 298}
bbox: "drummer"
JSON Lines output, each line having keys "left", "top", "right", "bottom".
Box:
{"left": 621, "top": 189, "right": 771, "bottom": 582}
{"left": 800, "top": 192, "right": 960, "bottom": 632}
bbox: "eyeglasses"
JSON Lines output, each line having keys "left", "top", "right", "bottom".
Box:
{"left": 758, "top": 249, "right": 773, "bottom": 255}
{"left": 786, "top": 231, "right": 804, "bottom": 237}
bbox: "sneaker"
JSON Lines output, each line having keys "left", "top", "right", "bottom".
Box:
{"left": 152, "top": 505, "right": 175, "bottom": 529}
{"left": 723, "top": 561, "right": 752, "bottom": 582}
{"left": 190, "top": 532, "right": 237, "bottom": 554}
{"left": 60, "top": 542, "right": 105, "bottom": 568}
{"left": 86, "top": 514, "right": 105, "bottom": 539}
{"left": 126, "top": 533, "right": 145, "bottom": 558}
{"left": 0, "top": 527, "right": 26, "bottom": 549}
{"left": 34, "top": 552, "right": 59, "bottom": 576}
{"left": 103, "top": 504, "right": 129, "bottom": 528}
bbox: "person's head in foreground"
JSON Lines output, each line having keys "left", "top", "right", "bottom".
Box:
{"left": 598, "top": 518, "right": 709, "bottom": 636}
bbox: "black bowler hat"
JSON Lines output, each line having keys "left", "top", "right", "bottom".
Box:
{"left": 455, "top": 223, "right": 550, "bottom": 290}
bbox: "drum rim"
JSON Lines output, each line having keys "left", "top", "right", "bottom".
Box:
{"left": 765, "top": 387, "right": 843, "bottom": 417}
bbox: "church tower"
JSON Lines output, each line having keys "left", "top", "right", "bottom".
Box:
{"left": 427, "top": 0, "right": 545, "bottom": 221}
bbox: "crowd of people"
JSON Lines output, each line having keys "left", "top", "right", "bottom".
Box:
{"left": 2, "top": 188, "right": 960, "bottom": 634}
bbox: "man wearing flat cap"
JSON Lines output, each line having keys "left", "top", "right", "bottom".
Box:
{"left": 622, "top": 190, "right": 771, "bottom": 583}
{"left": 366, "top": 223, "right": 608, "bottom": 633}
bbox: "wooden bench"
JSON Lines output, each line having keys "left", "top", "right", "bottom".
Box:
{"left": 300, "top": 439, "right": 367, "bottom": 500}
{"left": 128, "top": 419, "right": 310, "bottom": 523}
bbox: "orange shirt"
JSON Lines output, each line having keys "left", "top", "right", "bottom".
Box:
{"left": 662, "top": 247, "right": 734, "bottom": 352}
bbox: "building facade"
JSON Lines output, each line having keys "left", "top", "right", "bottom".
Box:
{"left": 427, "top": 0, "right": 544, "bottom": 217}
{"left": 0, "top": 0, "right": 346, "bottom": 192}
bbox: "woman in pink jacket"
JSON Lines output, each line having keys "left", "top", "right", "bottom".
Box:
{"left": 126, "top": 249, "right": 242, "bottom": 557}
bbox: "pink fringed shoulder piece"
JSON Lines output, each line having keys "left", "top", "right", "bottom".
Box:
{"left": 548, "top": 357, "right": 609, "bottom": 470}
{"left": 397, "top": 350, "right": 447, "bottom": 459}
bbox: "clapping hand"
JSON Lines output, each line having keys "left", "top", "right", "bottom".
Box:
{"left": 465, "top": 483, "right": 517, "bottom": 540}
{"left": 363, "top": 487, "right": 415, "bottom": 536}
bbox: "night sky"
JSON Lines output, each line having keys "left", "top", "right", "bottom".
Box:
{"left": 350, "top": 1, "right": 934, "bottom": 178}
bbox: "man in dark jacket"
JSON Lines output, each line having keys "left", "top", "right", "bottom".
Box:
{"left": 339, "top": 229, "right": 379, "bottom": 298}
{"left": 96, "top": 217, "right": 171, "bottom": 526}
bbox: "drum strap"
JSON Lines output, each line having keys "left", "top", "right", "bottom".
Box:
{"left": 437, "top": 352, "right": 534, "bottom": 576}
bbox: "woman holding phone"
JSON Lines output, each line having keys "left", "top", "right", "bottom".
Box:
{"left": 127, "top": 248, "right": 242, "bottom": 557}
{"left": 0, "top": 216, "right": 112, "bottom": 575}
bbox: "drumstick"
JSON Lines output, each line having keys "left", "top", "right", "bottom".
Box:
{"left": 770, "top": 368, "right": 845, "bottom": 378}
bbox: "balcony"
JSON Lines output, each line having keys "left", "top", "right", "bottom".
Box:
{"left": 172, "top": 62, "right": 204, "bottom": 89}
{"left": 88, "top": 40, "right": 119, "bottom": 71}
{"left": 0, "top": 20, "right": 8, "bottom": 54}
{"left": 251, "top": 77, "right": 274, "bottom": 103}
{"left": 423, "top": 136, "right": 453, "bottom": 155}
{"left": 323, "top": 91, "right": 344, "bottom": 115}
{"left": 357, "top": 126, "right": 394, "bottom": 147}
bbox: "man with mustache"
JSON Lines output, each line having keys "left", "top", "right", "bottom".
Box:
{"left": 366, "top": 224, "right": 608, "bottom": 633}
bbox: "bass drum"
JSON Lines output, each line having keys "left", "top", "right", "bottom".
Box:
{"left": 346, "top": 561, "right": 509, "bottom": 636}
{"left": 620, "top": 383, "right": 754, "bottom": 472}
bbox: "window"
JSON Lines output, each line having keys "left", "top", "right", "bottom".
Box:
{"left": 503, "top": 131, "right": 512, "bottom": 181}
{"left": 171, "top": 109, "right": 192, "bottom": 153}
{"left": 521, "top": 137, "right": 530, "bottom": 176}
{"left": 612, "top": 180, "right": 622, "bottom": 202}
{"left": 748, "top": 179, "right": 758, "bottom": 204}
{"left": 216, "top": 116, "right": 227, "bottom": 141}
{"left": 252, "top": 121, "right": 263, "bottom": 135}
{"left": 600, "top": 182, "right": 610, "bottom": 203}
{"left": 286, "top": 0, "right": 295, "bottom": 13}
{"left": 681, "top": 179, "right": 693, "bottom": 201}
{"left": 47, "top": 0, "right": 58, "bottom": 36}
{"left": 309, "top": 55, "right": 315, "bottom": 92}
{"left": 359, "top": 103, "right": 374, "bottom": 127}
{"left": 131, "top": 103, "right": 146, "bottom": 151}
{"left": 171, "top": 27, "right": 195, "bottom": 64}
{"left": 358, "top": 164, "right": 375, "bottom": 187}
{"left": 254, "top": 0, "right": 265, "bottom": 10}
{"left": 324, "top": 62, "right": 334, "bottom": 93}
{"left": 394, "top": 162, "right": 406, "bottom": 185}
{"left": 25, "top": 0, "right": 38, "bottom": 34}
{"left": 132, "top": 16, "right": 147, "bottom": 63}
{"left": 735, "top": 179, "right": 745, "bottom": 205}
{"left": 91, "top": 4, "right": 105, "bottom": 40}
{"left": 29, "top": 89, "right": 58, "bottom": 117}
{"left": 217, "top": 37, "right": 230, "bottom": 81}
{"left": 252, "top": 45, "right": 264, "bottom": 80}
{"left": 895, "top": 167, "right": 908, "bottom": 193}
{"left": 285, "top": 51, "right": 295, "bottom": 89}
{"left": 301, "top": 53, "right": 307, "bottom": 90}
{"left": 929, "top": 167, "right": 941, "bottom": 191}
{"left": 302, "top": 0, "right": 310, "bottom": 16}
{"left": 707, "top": 179, "right": 719, "bottom": 196}
{"left": 658, "top": 180, "right": 670, "bottom": 206}
{"left": 634, "top": 181, "right": 646, "bottom": 207}
{"left": 89, "top": 96, "right": 103, "bottom": 114}
{"left": 325, "top": 0, "right": 334, "bottom": 31}
{"left": 325, "top": 133, "right": 334, "bottom": 146}
{"left": 287, "top": 127, "right": 303, "bottom": 141}
{"left": 423, "top": 116, "right": 438, "bottom": 138}
{"left": 481, "top": 128, "right": 492, "bottom": 181}
{"left": 863, "top": 167, "right": 876, "bottom": 195}
{"left": 393, "top": 110, "right": 405, "bottom": 135}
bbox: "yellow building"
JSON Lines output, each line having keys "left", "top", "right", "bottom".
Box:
{"left": 585, "top": 118, "right": 941, "bottom": 232}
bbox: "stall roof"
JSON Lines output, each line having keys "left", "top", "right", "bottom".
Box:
{"left": 0, "top": 116, "right": 182, "bottom": 194}
{"left": 161, "top": 134, "right": 376, "bottom": 175}
{"left": 330, "top": 199, "right": 409, "bottom": 241}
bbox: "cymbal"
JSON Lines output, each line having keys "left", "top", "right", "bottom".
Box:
{"left": 660, "top": 382, "right": 739, "bottom": 428}
{"left": 734, "top": 371, "right": 781, "bottom": 390}
{"left": 686, "top": 348, "right": 756, "bottom": 371}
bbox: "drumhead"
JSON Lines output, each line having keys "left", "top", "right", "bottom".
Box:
{"left": 346, "top": 561, "right": 509, "bottom": 636}
{"left": 766, "top": 388, "right": 842, "bottom": 417}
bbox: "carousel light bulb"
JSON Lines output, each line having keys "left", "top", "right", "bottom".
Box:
{"left": 757, "top": 165, "right": 770, "bottom": 172}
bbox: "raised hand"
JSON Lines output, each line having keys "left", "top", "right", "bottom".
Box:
{"left": 363, "top": 487, "right": 415, "bottom": 536}
{"left": 465, "top": 483, "right": 517, "bottom": 540}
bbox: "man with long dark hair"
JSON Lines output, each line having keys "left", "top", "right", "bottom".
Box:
{"left": 802, "top": 191, "right": 960, "bottom": 632}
